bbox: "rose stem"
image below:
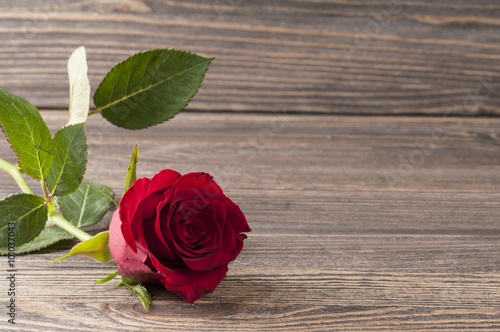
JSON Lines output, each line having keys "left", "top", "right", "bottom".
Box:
{"left": 0, "top": 158, "right": 33, "bottom": 194}
{"left": 48, "top": 209, "right": 93, "bottom": 242}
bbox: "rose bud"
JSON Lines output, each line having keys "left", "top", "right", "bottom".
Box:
{"left": 109, "top": 170, "right": 251, "bottom": 303}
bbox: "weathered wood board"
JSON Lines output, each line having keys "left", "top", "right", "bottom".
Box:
{"left": 0, "top": 0, "right": 500, "bottom": 114}
{"left": 0, "top": 111, "right": 498, "bottom": 330}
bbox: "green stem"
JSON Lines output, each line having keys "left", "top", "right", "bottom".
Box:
{"left": 41, "top": 176, "right": 50, "bottom": 201}
{"left": 0, "top": 158, "right": 33, "bottom": 194}
{"left": 48, "top": 210, "right": 92, "bottom": 242}
{"left": 88, "top": 108, "right": 100, "bottom": 116}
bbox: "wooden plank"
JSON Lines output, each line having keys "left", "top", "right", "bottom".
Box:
{"left": 1, "top": 1, "right": 500, "bottom": 114}
{"left": 0, "top": 111, "right": 499, "bottom": 330}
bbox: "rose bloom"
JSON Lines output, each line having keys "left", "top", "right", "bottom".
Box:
{"left": 109, "top": 170, "right": 251, "bottom": 303}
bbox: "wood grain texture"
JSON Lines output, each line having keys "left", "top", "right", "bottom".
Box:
{"left": 1, "top": 0, "right": 500, "bottom": 114}
{"left": 0, "top": 111, "right": 499, "bottom": 331}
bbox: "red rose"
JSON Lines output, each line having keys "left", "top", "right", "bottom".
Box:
{"left": 109, "top": 170, "right": 251, "bottom": 303}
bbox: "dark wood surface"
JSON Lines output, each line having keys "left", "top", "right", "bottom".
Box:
{"left": 0, "top": 111, "right": 499, "bottom": 331}
{"left": 1, "top": 0, "right": 500, "bottom": 114}
{"left": 1, "top": 0, "right": 500, "bottom": 330}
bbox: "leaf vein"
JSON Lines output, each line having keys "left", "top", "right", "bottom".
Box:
{"left": 77, "top": 184, "right": 90, "bottom": 227}
{"left": 96, "top": 59, "right": 212, "bottom": 113}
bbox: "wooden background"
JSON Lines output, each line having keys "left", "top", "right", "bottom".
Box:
{"left": 1, "top": 0, "right": 500, "bottom": 331}
{"left": 2, "top": 0, "right": 500, "bottom": 115}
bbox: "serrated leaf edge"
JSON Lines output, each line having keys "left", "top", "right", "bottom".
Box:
{"left": 0, "top": 227, "right": 73, "bottom": 255}
{"left": 117, "top": 276, "right": 151, "bottom": 311}
{"left": 93, "top": 48, "right": 214, "bottom": 130}
{"left": 0, "top": 92, "right": 53, "bottom": 180}
{"left": 0, "top": 193, "right": 47, "bottom": 228}
{"left": 48, "top": 123, "right": 87, "bottom": 197}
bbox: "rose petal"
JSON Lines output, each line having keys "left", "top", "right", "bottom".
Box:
{"left": 139, "top": 215, "right": 177, "bottom": 263}
{"left": 153, "top": 189, "right": 176, "bottom": 251}
{"left": 150, "top": 257, "right": 198, "bottom": 285}
{"left": 218, "top": 220, "right": 237, "bottom": 264}
{"left": 120, "top": 178, "right": 151, "bottom": 223}
{"left": 146, "top": 169, "right": 181, "bottom": 196}
{"left": 119, "top": 177, "right": 152, "bottom": 252}
{"left": 174, "top": 208, "right": 222, "bottom": 252}
{"left": 119, "top": 170, "right": 181, "bottom": 251}
{"left": 109, "top": 210, "right": 159, "bottom": 284}
{"left": 155, "top": 264, "right": 229, "bottom": 303}
{"left": 127, "top": 192, "right": 164, "bottom": 252}
{"left": 176, "top": 218, "right": 223, "bottom": 271}
{"left": 181, "top": 250, "right": 222, "bottom": 271}
{"left": 117, "top": 258, "right": 160, "bottom": 285}
{"left": 171, "top": 173, "right": 225, "bottom": 204}
{"left": 225, "top": 198, "right": 251, "bottom": 233}
{"left": 132, "top": 191, "right": 178, "bottom": 262}
{"left": 110, "top": 210, "right": 148, "bottom": 264}
{"left": 212, "top": 200, "right": 227, "bottom": 227}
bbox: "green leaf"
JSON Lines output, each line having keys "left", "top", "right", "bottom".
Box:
{"left": 46, "top": 123, "right": 87, "bottom": 197}
{"left": 0, "top": 227, "right": 73, "bottom": 255}
{"left": 117, "top": 276, "right": 151, "bottom": 311}
{"left": 52, "top": 231, "right": 112, "bottom": 263}
{"left": 96, "top": 271, "right": 119, "bottom": 284}
{"left": 123, "top": 145, "right": 138, "bottom": 195}
{"left": 56, "top": 181, "right": 114, "bottom": 228}
{"left": 0, "top": 193, "right": 47, "bottom": 248}
{"left": 94, "top": 49, "right": 213, "bottom": 130}
{"left": 0, "top": 89, "right": 55, "bottom": 180}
